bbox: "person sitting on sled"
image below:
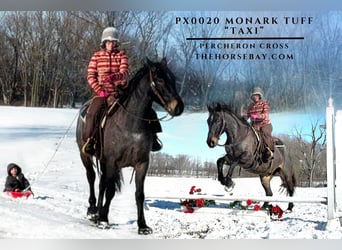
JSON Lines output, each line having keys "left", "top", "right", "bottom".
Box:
{"left": 3, "top": 163, "right": 32, "bottom": 192}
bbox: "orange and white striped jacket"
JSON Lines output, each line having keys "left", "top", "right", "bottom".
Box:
{"left": 246, "top": 99, "right": 271, "bottom": 127}
{"left": 87, "top": 49, "right": 129, "bottom": 95}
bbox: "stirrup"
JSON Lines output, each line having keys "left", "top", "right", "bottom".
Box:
{"left": 268, "top": 151, "right": 274, "bottom": 160}
{"left": 266, "top": 147, "right": 274, "bottom": 160}
{"left": 82, "top": 138, "right": 95, "bottom": 156}
{"left": 151, "top": 135, "right": 163, "bottom": 152}
{"left": 261, "top": 147, "right": 273, "bottom": 163}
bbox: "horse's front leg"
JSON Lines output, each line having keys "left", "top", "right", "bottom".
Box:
{"left": 223, "top": 161, "right": 238, "bottom": 192}
{"left": 224, "top": 149, "right": 254, "bottom": 191}
{"left": 135, "top": 162, "right": 153, "bottom": 235}
{"left": 217, "top": 155, "right": 235, "bottom": 191}
{"left": 216, "top": 156, "right": 226, "bottom": 185}
{"left": 222, "top": 150, "right": 253, "bottom": 192}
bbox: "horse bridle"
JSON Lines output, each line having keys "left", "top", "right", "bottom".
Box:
{"left": 212, "top": 110, "right": 263, "bottom": 172}
{"left": 215, "top": 110, "right": 258, "bottom": 150}
{"left": 114, "top": 69, "right": 174, "bottom": 122}
{"left": 213, "top": 110, "right": 226, "bottom": 147}
{"left": 148, "top": 68, "right": 173, "bottom": 115}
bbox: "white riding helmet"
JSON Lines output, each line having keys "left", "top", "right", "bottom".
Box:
{"left": 101, "top": 27, "right": 120, "bottom": 46}
{"left": 251, "top": 87, "right": 264, "bottom": 99}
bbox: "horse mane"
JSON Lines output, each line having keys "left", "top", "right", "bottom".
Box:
{"left": 116, "top": 64, "right": 150, "bottom": 106}
{"left": 126, "top": 65, "right": 149, "bottom": 94}
{"left": 121, "top": 59, "right": 176, "bottom": 100}
{"left": 212, "top": 102, "right": 250, "bottom": 126}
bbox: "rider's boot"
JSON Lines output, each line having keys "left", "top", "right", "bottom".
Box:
{"left": 82, "top": 138, "right": 96, "bottom": 156}
{"left": 262, "top": 147, "right": 274, "bottom": 163}
{"left": 151, "top": 134, "right": 163, "bottom": 152}
{"left": 267, "top": 147, "right": 274, "bottom": 160}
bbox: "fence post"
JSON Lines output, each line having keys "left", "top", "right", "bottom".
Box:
{"left": 325, "top": 98, "right": 341, "bottom": 227}
{"left": 334, "top": 109, "right": 342, "bottom": 222}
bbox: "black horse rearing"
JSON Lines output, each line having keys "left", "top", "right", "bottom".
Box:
{"left": 206, "top": 103, "right": 296, "bottom": 211}
{"left": 76, "top": 58, "right": 184, "bottom": 234}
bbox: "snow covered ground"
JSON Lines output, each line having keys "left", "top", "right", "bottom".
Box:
{"left": 0, "top": 105, "right": 341, "bottom": 239}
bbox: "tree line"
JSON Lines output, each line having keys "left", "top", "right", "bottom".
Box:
{"left": 0, "top": 11, "right": 341, "bottom": 111}
{"left": 0, "top": 11, "right": 329, "bottom": 186}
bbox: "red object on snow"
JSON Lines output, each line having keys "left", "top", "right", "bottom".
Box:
{"left": 5, "top": 191, "right": 32, "bottom": 199}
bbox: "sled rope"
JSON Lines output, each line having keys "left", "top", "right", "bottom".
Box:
{"left": 31, "top": 111, "right": 79, "bottom": 187}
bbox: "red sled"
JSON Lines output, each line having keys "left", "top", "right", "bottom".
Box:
{"left": 6, "top": 191, "right": 32, "bottom": 199}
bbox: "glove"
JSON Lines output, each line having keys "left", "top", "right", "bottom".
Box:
{"left": 104, "top": 74, "right": 120, "bottom": 83}
{"left": 103, "top": 75, "right": 114, "bottom": 83}
{"left": 250, "top": 113, "right": 260, "bottom": 120}
{"left": 98, "top": 90, "right": 109, "bottom": 98}
{"left": 107, "top": 95, "right": 115, "bottom": 106}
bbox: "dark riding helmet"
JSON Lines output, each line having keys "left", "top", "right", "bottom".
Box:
{"left": 100, "top": 27, "right": 120, "bottom": 49}
{"left": 251, "top": 87, "right": 264, "bottom": 99}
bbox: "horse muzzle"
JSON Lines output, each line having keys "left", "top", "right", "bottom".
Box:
{"left": 207, "top": 136, "right": 218, "bottom": 148}
{"left": 166, "top": 98, "right": 184, "bottom": 117}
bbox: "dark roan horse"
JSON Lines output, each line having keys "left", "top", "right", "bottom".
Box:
{"left": 206, "top": 103, "right": 296, "bottom": 211}
{"left": 76, "top": 58, "right": 184, "bottom": 234}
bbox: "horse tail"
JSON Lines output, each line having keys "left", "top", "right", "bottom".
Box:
{"left": 280, "top": 168, "right": 296, "bottom": 197}
{"left": 274, "top": 139, "right": 296, "bottom": 197}
{"left": 280, "top": 147, "right": 296, "bottom": 197}
{"left": 113, "top": 168, "right": 123, "bottom": 192}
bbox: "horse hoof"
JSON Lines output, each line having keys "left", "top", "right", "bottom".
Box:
{"left": 87, "top": 213, "right": 98, "bottom": 222}
{"left": 224, "top": 181, "right": 235, "bottom": 192}
{"left": 138, "top": 226, "right": 153, "bottom": 235}
{"left": 97, "top": 221, "right": 110, "bottom": 229}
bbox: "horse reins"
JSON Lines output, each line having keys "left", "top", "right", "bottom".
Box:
{"left": 115, "top": 101, "right": 170, "bottom": 122}
{"left": 148, "top": 69, "right": 173, "bottom": 114}
{"left": 213, "top": 110, "right": 266, "bottom": 173}
{"left": 113, "top": 68, "right": 175, "bottom": 123}
{"left": 215, "top": 110, "right": 227, "bottom": 146}
{"left": 215, "top": 111, "right": 261, "bottom": 161}
{"left": 215, "top": 111, "right": 249, "bottom": 147}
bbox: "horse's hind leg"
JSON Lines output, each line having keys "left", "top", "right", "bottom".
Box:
{"left": 278, "top": 169, "right": 296, "bottom": 211}
{"left": 95, "top": 165, "right": 110, "bottom": 226}
{"left": 260, "top": 175, "right": 273, "bottom": 208}
{"left": 260, "top": 175, "right": 273, "bottom": 196}
{"left": 135, "top": 162, "right": 153, "bottom": 235}
{"left": 81, "top": 155, "right": 97, "bottom": 221}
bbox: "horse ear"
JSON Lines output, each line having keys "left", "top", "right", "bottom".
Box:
{"left": 207, "top": 103, "right": 212, "bottom": 112}
{"left": 161, "top": 57, "right": 167, "bottom": 66}
{"left": 145, "top": 57, "right": 153, "bottom": 67}
{"left": 215, "top": 102, "right": 220, "bottom": 111}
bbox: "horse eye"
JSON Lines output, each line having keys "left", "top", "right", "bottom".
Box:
{"left": 154, "top": 77, "right": 164, "bottom": 85}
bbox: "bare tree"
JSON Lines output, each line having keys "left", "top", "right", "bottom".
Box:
{"left": 0, "top": 11, "right": 341, "bottom": 110}
{"left": 294, "top": 120, "right": 326, "bottom": 187}
{"left": 0, "top": 12, "right": 23, "bottom": 105}
{"left": 170, "top": 14, "right": 197, "bottom": 97}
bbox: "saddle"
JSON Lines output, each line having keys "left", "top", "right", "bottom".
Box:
{"left": 250, "top": 127, "right": 280, "bottom": 163}
{"left": 80, "top": 98, "right": 119, "bottom": 122}
{"left": 81, "top": 99, "right": 119, "bottom": 159}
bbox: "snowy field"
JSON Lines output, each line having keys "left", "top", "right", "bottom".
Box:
{"left": 0, "top": 105, "right": 341, "bottom": 239}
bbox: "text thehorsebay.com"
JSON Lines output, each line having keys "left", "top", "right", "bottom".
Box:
{"left": 175, "top": 15, "right": 313, "bottom": 60}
